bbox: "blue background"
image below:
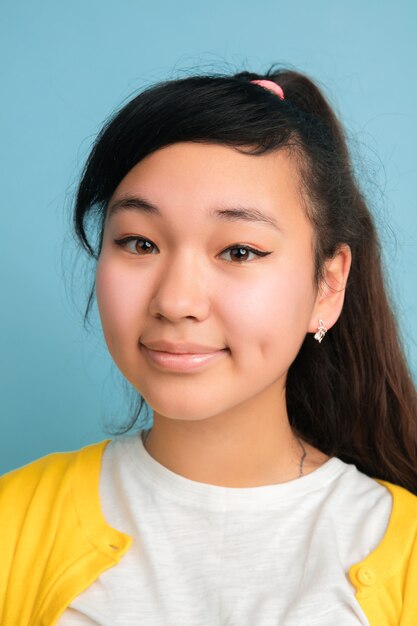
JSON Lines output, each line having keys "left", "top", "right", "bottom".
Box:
{"left": 1, "top": 0, "right": 416, "bottom": 474}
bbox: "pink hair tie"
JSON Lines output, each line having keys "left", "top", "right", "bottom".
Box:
{"left": 250, "top": 79, "right": 285, "bottom": 100}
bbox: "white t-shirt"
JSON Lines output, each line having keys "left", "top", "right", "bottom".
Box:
{"left": 57, "top": 433, "right": 392, "bottom": 625}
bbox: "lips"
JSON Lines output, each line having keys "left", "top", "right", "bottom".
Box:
{"left": 141, "top": 344, "right": 228, "bottom": 372}
{"left": 141, "top": 339, "right": 225, "bottom": 354}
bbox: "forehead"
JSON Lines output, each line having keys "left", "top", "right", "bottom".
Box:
{"left": 113, "top": 142, "right": 301, "bottom": 196}
{"left": 107, "top": 142, "right": 307, "bottom": 229}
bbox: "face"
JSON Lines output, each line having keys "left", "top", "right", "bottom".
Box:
{"left": 95, "top": 142, "right": 319, "bottom": 422}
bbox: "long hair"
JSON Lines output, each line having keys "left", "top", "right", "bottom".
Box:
{"left": 73, "top": 64, "right": 417, "bottom": 494}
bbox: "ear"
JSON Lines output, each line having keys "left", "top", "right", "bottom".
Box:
{"left": 308, "top": 243, "right": 352, "bottom": 334}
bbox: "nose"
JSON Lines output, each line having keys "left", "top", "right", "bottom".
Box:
{"left": 148, "top": 251, "right": 210, "bottom": 322}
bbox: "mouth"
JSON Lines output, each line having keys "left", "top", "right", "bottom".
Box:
{"left": 141, "top": 339, "right": 226, "bottom": 354}
{"left": 141, "top": 345, "right": 228, "bottom": 372}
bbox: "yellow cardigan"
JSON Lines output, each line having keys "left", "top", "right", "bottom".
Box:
{"left": 1, "top": 440, "right": 417, "bottom": 625}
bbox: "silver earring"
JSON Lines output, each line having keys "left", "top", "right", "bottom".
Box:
{"left": 314, "top": 319, "right": 327, "bottom": 343}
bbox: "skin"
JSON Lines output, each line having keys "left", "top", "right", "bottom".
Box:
{"left": 96, "top": 142, "right": 351, "bottom": 487}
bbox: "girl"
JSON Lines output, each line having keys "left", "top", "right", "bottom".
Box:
{"left": 1, "top": 65, "right": 417, "bottom": 626}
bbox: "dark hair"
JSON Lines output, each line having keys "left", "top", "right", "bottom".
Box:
{"left": 73, "top": 63, "right": 417, "bottom": 494}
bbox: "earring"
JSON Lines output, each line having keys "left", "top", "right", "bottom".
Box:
{"left": 314, "top": 319, "right": 327, "bottom": 343}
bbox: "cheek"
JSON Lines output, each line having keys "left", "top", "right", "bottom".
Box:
{"left": 222, "top": 268, "right": 315, "bottom": 366}
{"left": 95, "top": 257, "right": 144, "bottom": 353}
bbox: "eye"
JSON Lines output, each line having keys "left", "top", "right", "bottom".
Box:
{"left": 113, "top": 236, "right": 157, "bottom": 255}
{"left": 220, "top": 245, "right": 272, "bottom": 263}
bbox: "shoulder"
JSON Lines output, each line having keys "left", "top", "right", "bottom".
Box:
{"left": 376, "top": 478, "right": 417, "bottom": 546}
{"left": 0, "top": 440, "right": 125, "bottom": 622}
{"left": 348, "top": 479, "right": 417, "bottom": 622}
{"left": 0, "top": 440, "right": 111, "bottom": 517}
{"left": 376, "top": 478, "right": 417, "bottom": 517}
{"left": 0, "top": 439, "right": 112, "bottom": 582}
{"left": 349, "top": 478, "right": 417, "bottom": 585}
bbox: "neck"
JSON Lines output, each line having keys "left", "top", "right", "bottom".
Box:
{"left": 140, "top": 390, "right": 313, "bottom": 487}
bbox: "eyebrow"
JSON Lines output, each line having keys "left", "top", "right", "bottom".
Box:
{"left": 107, "top": 195, "right": 282, "bottom": 232}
